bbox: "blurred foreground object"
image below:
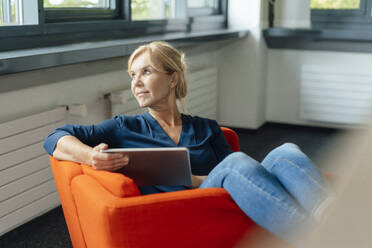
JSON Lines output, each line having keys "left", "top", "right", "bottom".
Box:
{"left": 305, "top": 125, "right": 372, "bottom": 248}
{"left": 235, "top": 125, "right": 372, "bottom": 248}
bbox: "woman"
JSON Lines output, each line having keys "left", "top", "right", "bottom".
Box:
{"left": 44, "top": 41, "right": 332, "bottom": 243}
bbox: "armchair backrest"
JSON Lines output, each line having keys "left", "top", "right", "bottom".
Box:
{"left": 221, "top": 126, "right": 239, "bottom": 152}
{"left": 50, "top": 127, "right": 239, "bottom": 248}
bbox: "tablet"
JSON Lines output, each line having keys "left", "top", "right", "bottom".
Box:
{"left": 101, "top": 147, "right": 192, "bottom": 186}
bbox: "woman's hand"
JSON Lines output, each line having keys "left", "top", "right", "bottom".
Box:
{"left": 189, "top": 175, "right": 207, "bottom": 188}
{"left": 90, "top": 143, "right": 130, "bottom": 171}
{"left": 53, "top": 136, "right": 129, "bottom": 171}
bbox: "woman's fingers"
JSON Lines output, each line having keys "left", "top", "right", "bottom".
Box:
{"left": 92, "top": 143, "right": 120, "bottom": 159}
{"left": 92, "top": 156, "right": 129, "bottom": 170}
{"left": 92, "top": 156, "right": 129, "bottom": 167}
{"left": 93, "top": 152, "right": 123, "bottom": 161}
{"left": 90, "top": 143, "right": 130, "bottom": 170}
{"left": 94, "top": 143, "right": 108, "bottom": 152}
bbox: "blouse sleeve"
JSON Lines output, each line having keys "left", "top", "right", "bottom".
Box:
{"left": 209, "top": 120, "right": 233, "bottom": 163}
{"left": 43, "top": 116, "right": 121, "bottom": 156}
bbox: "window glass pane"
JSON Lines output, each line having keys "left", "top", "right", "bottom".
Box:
{"left": 188, "top": 0, "right": 217, "bottom": 8}
{"left": 0, "top": 0, "right": 19, "bottom": 26}
{"left": 131, "top": 0, "right": 176, "bottom": 20}
{"left": 311, "top": 0, "right": 360, "bottom": 9}
{"left": 44, "top": 0, "right": 110, "bottom": 8}
{"left": 0, "top": 2, "right": 3, "bottom": 24}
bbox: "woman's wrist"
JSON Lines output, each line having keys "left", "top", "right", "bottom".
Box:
{"left": 190, "top": 175, "right": 207, "bottom": 188}
{"left": 83, "top": 146, "right": 94, "bottom": 166}
{"left": 53, "top": 135, "right": 94, "bottom": 165}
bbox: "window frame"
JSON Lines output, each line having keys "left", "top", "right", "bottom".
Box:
{"left": 188, "top": 0, "right": 221, "bottom": 17}
{"left": 188, "top": 0, "right": 227, "bottom": 31}
{"left": 311, "top": 0, "right": 372, "bottom": 29}
{"left": 44, "top": 0, "right": 121, "bottom": 23}
{"left": 0, "top": 0, "right": 227, "bottom": 52}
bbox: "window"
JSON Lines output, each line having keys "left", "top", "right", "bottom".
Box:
{"left": 311, "top": 0, "right": 372, "bottom": 30}
{"left": 0, "top": 0, "right": 25, "bottom": 26}
{"left": 131, "top": 0, "right": 190, "bottom": 20}
{"left": 188, "top": 0, "right": 225, "bottom": 31}
{"left": 0, "top": 0, "right": 227, "bottom": 52}
{"left": 188, "top": 0, "right": 216, "bottom": 8}
{"left": 311, "top": 0, "right": 361, "bottom": 9}
{"left": 0, "top": 0, "right": 38, "bottom": 26}
{"left": 44, "top": 0, "right": 119, "bottom": 23}
{"left": 188, "top": 0, "right": 220, "bottom": 16}
{"left": 44, "top": 0, "right": 112, "bottom": 8}
{"left": 132, "top": 0, "right": 173, "bottom": 20}
{"left": 0, "top": 0, "right": 18, "bottom": 26}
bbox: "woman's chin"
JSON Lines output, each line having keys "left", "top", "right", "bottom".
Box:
{"left": 138, "top": 101, "right": 149, "bottom": 108}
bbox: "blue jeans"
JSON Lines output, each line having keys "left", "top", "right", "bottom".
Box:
{"left": 200, "top": 143, "right": 329, "bottom": 243}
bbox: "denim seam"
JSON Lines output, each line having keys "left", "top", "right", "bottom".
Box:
{"left": 275, "top": 158, "right": 324, "bottom": 191}
{"left": 273, "top": 157, "right": 327, "bottom": 215}
{"left": 213, "top": 167, "right": 305, "bottom": 220}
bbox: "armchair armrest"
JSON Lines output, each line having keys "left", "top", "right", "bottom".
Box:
{"left": 71, "top": 175, "right": 258, "bottom": 248}
{"left": 49, "top": 157, "right": 86, "bottom": 248}
{"left": 81, "top": 164, "right": 140, "bottom": 197}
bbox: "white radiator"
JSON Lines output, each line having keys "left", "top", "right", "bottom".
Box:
{"left": 0, "top": 107, "right": 68, "bottom": 235}
{"left": 109, "top": 87, "right": 147, "bottom": 116}
{"left": 300, "top": 65, "right": 372, "bottom": 125}
{"left": 109, "top": 67, "right": 218, "bottom": 119}
{"left": 186, "top": 67, "right": 218, "bottom": 119}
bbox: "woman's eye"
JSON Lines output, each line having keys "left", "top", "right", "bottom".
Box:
{"left": 144, "top": 69, "right": 151, "bottom": 75}
{"left": 131, "top": 73, "right": 136, "bottom": 79}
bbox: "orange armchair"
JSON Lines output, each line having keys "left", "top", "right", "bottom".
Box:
{"left": 49, "top": 127, "right": 271, "bottom": 248}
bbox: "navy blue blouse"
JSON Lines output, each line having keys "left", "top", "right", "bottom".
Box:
{"left": 43, "top": 112, "right": 232, "bottom": 194}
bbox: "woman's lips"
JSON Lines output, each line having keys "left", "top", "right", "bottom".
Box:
{"left": 136, "top": 91, "right": 149, "bottom": 96}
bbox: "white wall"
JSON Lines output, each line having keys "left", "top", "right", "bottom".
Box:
{"left": 266, "top": 49, "right": 372, "bottom": 127}
{"left": 266, "top": 0, "right": 372, "bottom": 128}
{"left": 0, "top": 43, "right": 223, "bottom": 127}
{"left": 217, "top": 0, "right": 268, "bottom": 129}
{"left": 0, "top": 58, "right": 127, "bottom": 125}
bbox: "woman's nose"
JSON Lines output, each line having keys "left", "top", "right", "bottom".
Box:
{"left": 132, "top": 74, "right": 143, "bottom": 86}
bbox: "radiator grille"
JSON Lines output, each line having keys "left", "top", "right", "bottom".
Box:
{"left": 0, "top": 107, "right": 67, "bottom": 235}
{"left": 186, "top": 68, "right": 218, "bottom": 119}
{"left": 300, "top": 65, "right": 372, "bottom": 125}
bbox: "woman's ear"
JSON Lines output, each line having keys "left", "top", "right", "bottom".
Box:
{"left": 169, "top": 72, "right": 179, "bottom": 89}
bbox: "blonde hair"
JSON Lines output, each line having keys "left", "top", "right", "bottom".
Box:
{"left": 128, "top": 41, "right": 188, "bottom": 108}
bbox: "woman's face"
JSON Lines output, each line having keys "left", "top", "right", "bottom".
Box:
{"left": 129, "top": 52, "right": 175, "bottom": 108}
